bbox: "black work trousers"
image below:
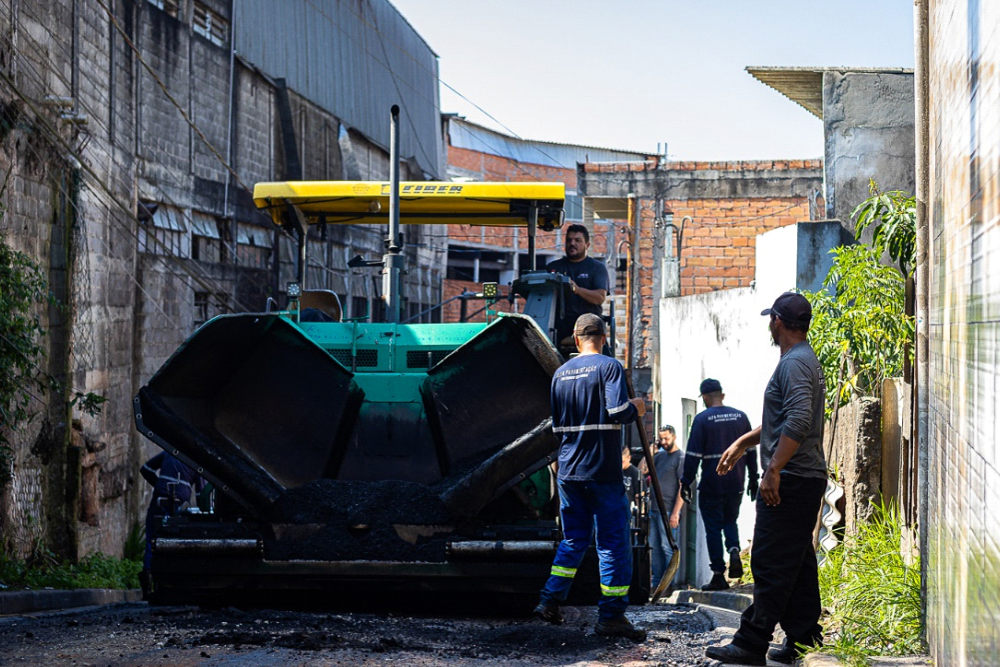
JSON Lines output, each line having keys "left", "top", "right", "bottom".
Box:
{"left": 732, "top": 473, "right": 827, "bottom": 655}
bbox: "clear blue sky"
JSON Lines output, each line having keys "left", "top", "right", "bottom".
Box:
{"left": 389, "top": 0, "right": 914, "bottom": 161}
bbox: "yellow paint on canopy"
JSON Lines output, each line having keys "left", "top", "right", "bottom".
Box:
{"left": 252, "top": 181, "right": 565, "bottom": 227}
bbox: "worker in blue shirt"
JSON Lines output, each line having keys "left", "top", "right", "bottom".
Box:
{"left": 681, "top": 378, "right": 758, "bottom": 591}
{"left": 139, "top": 451, "right": 204, "bottom": 598}
{"left": 533, "top": 313, "right": 647, "bottom": 642}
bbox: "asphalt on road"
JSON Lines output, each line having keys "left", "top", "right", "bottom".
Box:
{"left": 0, "top": 600, "right": 745, "bottom": 667}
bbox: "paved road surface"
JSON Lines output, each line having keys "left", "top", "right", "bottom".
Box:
{"left": 0, "top": 601, "right": 733, "bottom": 666}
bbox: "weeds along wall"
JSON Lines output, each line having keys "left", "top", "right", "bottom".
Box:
{"left": 0, "top": 0, "right": 445, "bottom": 561}
{"left": 927, "top": 1, "right": 1000, "bottom": 663}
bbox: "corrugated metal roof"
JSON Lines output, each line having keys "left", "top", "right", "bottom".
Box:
{"left": 746, "top": 66, "right": 914, "bottom": 119}
{"left": 234, "top": 0, "right": 443, "bottom": 178}
{"left": 448, "top": 118, "right": 653, "bottom": 170}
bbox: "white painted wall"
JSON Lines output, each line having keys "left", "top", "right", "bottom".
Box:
{"left": 659, "top": 224, "right": 800, "bottom": 586}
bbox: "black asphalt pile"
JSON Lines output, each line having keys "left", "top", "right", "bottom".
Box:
{"left": 265, "top": 479, "right": 453, "bottom": 561}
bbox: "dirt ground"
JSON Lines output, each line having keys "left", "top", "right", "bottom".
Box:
{"left": 0, "top": 601, "right": 732, "bottom": 667}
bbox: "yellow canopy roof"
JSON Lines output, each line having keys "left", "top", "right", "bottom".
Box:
{"left": 252, "top": 181, "right": 565, "bottom": 228}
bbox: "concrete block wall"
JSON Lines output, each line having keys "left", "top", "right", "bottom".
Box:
{"left": 0, "top": 0, "right": 445, "bottom": 561}
{"left": 0, "top": 0, "right": 142, "bottom": 558}
{"left": 926, "top": 1, "right": 1000, "bottom": 663}
{"left": 823, "top": 71, "right": 915, "bottom": 230}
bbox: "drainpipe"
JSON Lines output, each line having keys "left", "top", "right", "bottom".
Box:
{"left": 222, "top": 0, "right": 236, "bottom": 219}
{"left": 913, "top": 0, "right": 930, "bottom": 644}
{"left": 626, "top": 194, "right": 638, "bottom": 372}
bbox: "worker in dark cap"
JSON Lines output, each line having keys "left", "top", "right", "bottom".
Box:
{"left": 706, "top": 292, "right": 827, "bottom": 665}
{"left": 680, "top": 377, "right": 756, "bottom": 591}
{"left": 533, "top": 313, "right": 647, "bottom": 642}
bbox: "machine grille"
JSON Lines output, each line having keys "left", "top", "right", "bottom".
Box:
{"left": 406, "top": 349, "right": 453, "bottom": 369}
{"left": 330, "top": 348, "right": 379, "bottom": 368}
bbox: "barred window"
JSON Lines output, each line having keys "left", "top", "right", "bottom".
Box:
{"left": 193, "top": 1, "right": 228, "bottom": 47}
{"left": 147, "top": 0, "right": 180, "bottom": 18}
{"left": 138, "top": 204, "right": 190, "bottom": 258}
{"left": 193, "top": 291, "right": 229, "bottom": 329}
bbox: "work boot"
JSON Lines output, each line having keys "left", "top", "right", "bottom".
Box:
{"left": 705, "top": 642, "right": 766, "bottom": 665}
{"left": 728, "top": 546, "right": 743, "bottom": 580}
{"left": 768, "top": 635, "right": 823, "bottom": 664}
{"left": 139, "top": 570, "right": 151, "bottom": 601}
{"left": 533, "top": 600, "right": 564, "bottom": 625}
{"left": 594, "top": 615, "right": 647, "bottom": 642}
{"left": 701, "top": 572, "right": 729, "bottom": 591}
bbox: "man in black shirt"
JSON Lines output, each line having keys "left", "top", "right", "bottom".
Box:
{"left": 546, "top": 224, "right": 609, "bottom": 344}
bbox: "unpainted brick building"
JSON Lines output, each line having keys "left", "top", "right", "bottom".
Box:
{"left": 442, "top": 117, "right": 652, "bottom": 326}
{"left": 578, "top": 159, "right": 824, "bottom": 404}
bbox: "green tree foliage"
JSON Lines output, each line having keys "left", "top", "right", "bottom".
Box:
{"left": 852, "top": 179, "right": 917, "bottom": 277}
{"left": 0, "top": 235, "right": 51, "bottom": 490}
{"left": 804, "top": 184, "right": 916, "bottom": 417}
{"left": 0, "top": 232, "right": 106, "bottom": 492}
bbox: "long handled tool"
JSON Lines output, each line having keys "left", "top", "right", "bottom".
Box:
{"left": 625, "top": 374, "right": 680, "bottom": 603}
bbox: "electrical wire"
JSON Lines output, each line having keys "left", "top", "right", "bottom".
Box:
{"left": 0, "top": 24, "right": 258, "bottom": 313}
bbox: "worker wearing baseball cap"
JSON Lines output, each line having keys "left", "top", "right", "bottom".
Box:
{"left": 680, "top": 378, "right": 756, "bottom": 591}
{"left": 706, "top": 292, "right": 827, "bottom": 665}
{"left": 534, "top": 313, "right": 647, "bottom": 641}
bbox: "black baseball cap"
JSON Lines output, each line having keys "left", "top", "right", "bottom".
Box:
{"left": 700, "top": 378, "right": 722, "bottom": 394}
{"left": 573, "top": 313, "right": 606, "bottom": 336}
{"left": 761, "top": 292, "right": 812, "bottom": 327}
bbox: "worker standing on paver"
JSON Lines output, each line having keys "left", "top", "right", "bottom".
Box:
{"left": 533, "top": 313, "right": 647, "bottom": 642}
{"left": 680, "top": 378, "right": 757, "bottom": 591}
{"left": 546, "top": 224, "right": 609, "bottom": 346}
{"left": 706, "top": 292, "right": 827, "bottom": 666}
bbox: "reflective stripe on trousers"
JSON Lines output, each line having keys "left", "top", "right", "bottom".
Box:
{"left": 538, "top": 479, "right": 633, "bottom": 620}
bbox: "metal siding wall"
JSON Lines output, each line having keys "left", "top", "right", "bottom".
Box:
{"left": 928, "top": 0, "right": 1000, "bottom": 664}
{"left": 234, "top": 0, "right": 442, "bottom": 177}
{"left": 449, "top": 119, "right": 650, "bottom": 170}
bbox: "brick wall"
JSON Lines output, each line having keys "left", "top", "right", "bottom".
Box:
{"left": 441, "top": 279, "right": 514, "bottom": 323}
{"left": 581, "top": 159, "right": 823, "bottom": 370}
{"left": 671, "top": 197, "right": 813, "bottom": 293}
{"left": 925, "top": 1, "right": 1000, "bottom": 663}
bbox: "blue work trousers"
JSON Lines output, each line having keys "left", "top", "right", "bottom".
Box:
{"left": 699, "top": 491, "right": 743, "bottom": 574}
{"left": 649, "top": 511, "right": 680, "bottom": 590}
{"left": 539, "top": 479, "right": 633, "bottom": 620}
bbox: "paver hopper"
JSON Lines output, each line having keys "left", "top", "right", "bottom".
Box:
{"left": 135, "top": 175, "right": 651, "bottom": 609}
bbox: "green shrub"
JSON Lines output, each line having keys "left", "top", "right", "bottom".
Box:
{"left": 123, "top": 521, "right": 145, "bottom": 563}
{"left": 813, "top": 502, "right": 922, "bottom": 666}
{"left": 0, "top": 552, "right": 141, "bottom": 591}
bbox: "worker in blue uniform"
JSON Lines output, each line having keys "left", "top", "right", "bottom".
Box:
{"left": 533, "top": 313, "right": 647, "bottom": 642}
{"left": 680, "top": 378, "right": 758, "bottom": 591}
{"left": 139, "top": 451, "right": 204, "bottom": 598}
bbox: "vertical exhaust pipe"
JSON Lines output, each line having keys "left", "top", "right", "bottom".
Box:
{"left": 384, "top": 105, "right": 403, "bottom": 323}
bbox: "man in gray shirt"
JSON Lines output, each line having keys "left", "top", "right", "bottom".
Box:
{"left": 649, "top": 425, "right": 685, "bottom": 593}
{"left": 705, "top": 292, "right": 828, "bottom": 666}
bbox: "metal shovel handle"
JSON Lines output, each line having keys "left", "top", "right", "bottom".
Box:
{"left": 625, "top": 373, "right": 680, "bottom": 603}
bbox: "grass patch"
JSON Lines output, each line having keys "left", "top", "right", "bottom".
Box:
{"left": 812, "top": 501, "right": 922, "bottom": 666}
{"left": 0, "top": 552, "right": 142, "bottom": 591}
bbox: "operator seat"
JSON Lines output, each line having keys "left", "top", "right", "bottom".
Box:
{"left": 299, "top": 290, "right": 343, "bottom": 322}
